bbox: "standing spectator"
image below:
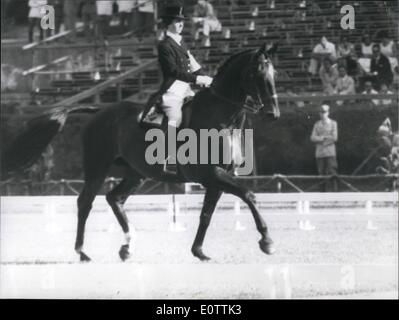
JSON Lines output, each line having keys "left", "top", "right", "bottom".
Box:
{"left": 308, "top": 36, "right": 337, "bottom": 76}
{"left": 337, "top": 35, "right": 355, "bottom": 59}
{"left": 63, "top": 0, "right": 78, "bottom": 43}
{"left": 118, "top": 0, "right": 135, "bottom": 32}
{"left": 48, "top": 0, "right": 63, "bottom": 35}
{"left": 319, "top": 58, "right": 338, "bottom": 95}
{"left": 379, "top": 83, "right": 394, "bottom": 106}
{"left": 310, "top": 104, "right": 338, "bottom": 191}
{"left": 137, "top": 0, "right": 155, "bottom": 38}
{"left": 81, "top": 0, "right": 96, "bottom": 41}
{"left": 334, "top": 66, "right": 355, "bottom": 105}
{"left": 368, "top": 44, "right": 393, "bottom": 90}
{"left": 28, "top": 0, "right": 47, "bottom": 43}
{"left": 96, "top": 0, "right": 114, "bottom": 41}
{"left": 192, "top": 0, "right": 222, "bottom": 46}
{"left": 362, "top": 81, "right": 380, "bottom": 106}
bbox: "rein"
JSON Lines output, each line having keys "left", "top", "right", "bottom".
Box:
{"left": 209, "top": 87, "right": 264, "bottom": 114}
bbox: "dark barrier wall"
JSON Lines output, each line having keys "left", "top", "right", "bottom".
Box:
{"left": 2, "top": 104, "right": 398, "bottom": 179}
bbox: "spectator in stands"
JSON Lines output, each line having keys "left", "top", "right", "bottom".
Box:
{"left": 192, "top": 0, "right": 222, "bottom": 47}
{"left": 346, "top": 50, "right": 363, "bottom": 79}
{"left": 358, "top": 34, "right": 375, "bottom": 77}
{"left": 337, "top": 35, "right": 355, "bottom": 59}
{"left": 48, "top": 0, "right": 63, "bottom": 35}
{"left": 362, "top": 81, "right": 380, "bottom": 106}
{"left": 96, "top": 0, "right": 114, "bottom": 41}
{"left": 319, "top": 58, "right": 338, "bottom": 95}
{"left": 136, "top": 0, "right": 155, "bottom": 38}
{"left": 308, "top": 36, "right": 337, "bottom": 76}
{"left": 379, "top": 83, "right": 394, "bottom": 106}
{"left": 361, "top": 34, "right": 374, "bottom": 58}
{"left": 379, "top": 31, "right": 397, "bottom": 59}
{"left": 368, "top": 44, "right": 393, "bottom": 90}
{"left": 63, "top": 0, "right": 78, "bottom": 43}
{"left": 310, "top": 104, "right": 338, "bottom": 191}
{"left": 28, "top": 0, "right": 47, "bottom": 43}
{"left": 81, "top": 0, "right": 96, "bottom": 41}
{"left": 118, "top": 0, "right": 135, "bottom": 32}
{"left": 334, "top": 66, "right": 355, "bottom": 105}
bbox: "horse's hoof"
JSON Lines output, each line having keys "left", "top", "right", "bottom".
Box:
{"left": 79, "top": 252, "right": 92, "bottom": 262}
{"left": 192, "top": 248, "right": 211, "bottom": 261}
{"left": 259, "top": 239, "right": 276, "bottom": 255}
{"left": 119, "top": 245, "right": 130, "bottom": 262}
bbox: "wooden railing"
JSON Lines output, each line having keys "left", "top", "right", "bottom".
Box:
{"left": 48, "top": 58, "right": 157, "bottom": 109}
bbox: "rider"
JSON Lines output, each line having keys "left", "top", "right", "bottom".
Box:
{"left": 157, "top": 2, "right": 213, "bottom": 129}
{"left": 154, "top": 2, "right": 213, "bottom": 172}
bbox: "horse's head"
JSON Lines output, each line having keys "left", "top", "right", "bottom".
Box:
{"left": 240, "top": 43, "right": 280, "bottom": 119}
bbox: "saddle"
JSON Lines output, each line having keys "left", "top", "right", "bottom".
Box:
{"left": 139, "top": 94, "right": 194, "bottom": 130}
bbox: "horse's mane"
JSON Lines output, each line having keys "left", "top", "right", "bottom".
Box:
{"left": 214, "top": 49, "right": 254, "bottom": 80}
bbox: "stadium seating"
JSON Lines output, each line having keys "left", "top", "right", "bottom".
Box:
{"left": 21, "top": 1, "right": 398, "bottom": 104}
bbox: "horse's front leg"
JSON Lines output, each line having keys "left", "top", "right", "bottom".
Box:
{"left": 192, "top": 187, "right": 222, "bottom": 261}
{"left": 211, "top": 167, "right": 275, "bottom": 255}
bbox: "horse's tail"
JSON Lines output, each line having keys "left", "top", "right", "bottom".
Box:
{"left": 2, "top": 106, "right": 100, "bottom": 174}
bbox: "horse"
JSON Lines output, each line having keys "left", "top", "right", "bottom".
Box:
{"left": 3, "top": 42, "right": 280, "bottom": 262}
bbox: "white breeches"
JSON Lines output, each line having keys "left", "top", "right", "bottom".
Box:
{"left": 162, "top": 82, "right": 194, "bottom": 127}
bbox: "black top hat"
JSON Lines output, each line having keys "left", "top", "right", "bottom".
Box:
{"left": 161, "top": 2, "right": 186, "bottom": 21}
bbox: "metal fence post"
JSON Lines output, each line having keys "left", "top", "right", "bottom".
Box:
{"left": 60, "top": 180, "right": 65, "bottom": 195}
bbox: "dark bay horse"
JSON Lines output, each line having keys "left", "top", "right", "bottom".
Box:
{"left": 3, "top": 43, "right": 280, "bottom": 262}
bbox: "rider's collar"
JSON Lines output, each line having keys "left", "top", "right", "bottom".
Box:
{"left": 166, "top": 31, "right": 182, "bottom": 46}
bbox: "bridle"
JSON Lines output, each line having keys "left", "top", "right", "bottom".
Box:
{"left": 209, "top": 55, "right": 277, "bottom": 114}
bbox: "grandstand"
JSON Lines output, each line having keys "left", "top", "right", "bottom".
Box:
{"left": 2, "top": 1, "right": 398, "bottom": 105}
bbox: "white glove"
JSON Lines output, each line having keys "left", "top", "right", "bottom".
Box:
{"left": 196, "top": 75, "right": 213, "bottom": 87}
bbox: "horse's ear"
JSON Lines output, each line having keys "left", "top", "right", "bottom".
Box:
{"left": 255, "top": 43, "right": 268, "bottom": 58}
{"left": 266, "top": 42, "right": 279, "bottom": 56}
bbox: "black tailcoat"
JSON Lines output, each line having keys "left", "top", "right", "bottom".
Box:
{"left": 149, "top": 36, "right": 205, "bottom": 105}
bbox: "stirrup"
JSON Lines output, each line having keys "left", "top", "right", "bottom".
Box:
{"left": 163, "top": 156, "right": 178, "bottom": 175}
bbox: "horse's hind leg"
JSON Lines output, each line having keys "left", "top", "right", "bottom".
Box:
{"left": 106, "top": 173, "right": 143, "bottom": 261}
{"left": 191, "top": 188, "right": 222, "bottom": 261}
{"left": 75, "top": 175, "right": 107, "bottom": 262}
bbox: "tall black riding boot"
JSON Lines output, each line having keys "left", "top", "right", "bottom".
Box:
{"left": 163, "top": 123, "right": 178, "bottom": 175}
